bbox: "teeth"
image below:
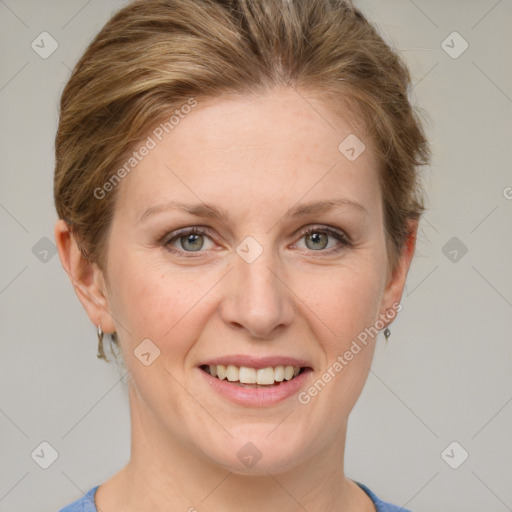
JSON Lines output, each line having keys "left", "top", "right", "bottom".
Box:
{"left": 206, "top": 364, "right": 302, "bottom": 385}
{"left": 284, "top": 366, "right": 294, "bottom": 380}
{"left": 256, "top": 367, "right": 274, "bottom": 385}
{"left": 217, "top": 364, "right": 226, "bottom": 380}
{"left": 239, "top": 366, "right": 257, "bottom": 384}
{"left": 226, "top": 364, "right": 239, "bottom": 382}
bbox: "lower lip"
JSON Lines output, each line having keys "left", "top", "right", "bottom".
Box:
{"left": 198, "top": 368, "right": 312, "bottom": 407}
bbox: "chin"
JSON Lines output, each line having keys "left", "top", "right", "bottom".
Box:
{"left": 200, "top": 425, "right": 313, "bottom": 476}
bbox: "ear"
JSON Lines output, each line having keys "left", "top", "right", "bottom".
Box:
{"left": 378, "top": 219, "right": 418, "bottom": 324}
{"left": 54, "top": 219, "right": 116, "bottom": 334}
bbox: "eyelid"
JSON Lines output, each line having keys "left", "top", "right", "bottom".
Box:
{"left": 164, "top": 225, "right": 215, "bottom": 242}
{"left": 295, "top": 224, "right": 351, "bottom": 243}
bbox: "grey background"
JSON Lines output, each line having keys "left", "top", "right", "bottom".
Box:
{"left": 0, "top": 0, "right": 511, "bottom": 511}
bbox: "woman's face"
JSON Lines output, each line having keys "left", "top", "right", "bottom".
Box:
{"left": 95, "top": 87, "right": 411, "bottom": 473}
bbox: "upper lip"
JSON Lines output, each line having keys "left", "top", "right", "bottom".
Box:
{"left": 199, "top": 355, "right": 312, "bottom": 369}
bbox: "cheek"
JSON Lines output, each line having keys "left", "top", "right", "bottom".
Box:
{"left": 295, "top": 261, "right": 385, "bottom": 346}
{"left": 107, "top": 253, "right": 219, "bottom": 348}
{"left": 292, "top": 267, "right": 383, "bottom": 417}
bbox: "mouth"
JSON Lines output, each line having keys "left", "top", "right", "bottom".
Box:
{"left": 199, "top": 364, "right": 310, "bottom": 388}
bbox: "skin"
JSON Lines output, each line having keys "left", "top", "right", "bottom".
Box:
{"left": 55, "top": 86, "right": 417, "bottom": 511}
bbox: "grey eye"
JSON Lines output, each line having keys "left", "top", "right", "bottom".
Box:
{"left": 305, "top": 232, "right": 329, "bottom": 250}
{"left": 179, "top": 233, "right": 204, "bottom": 251}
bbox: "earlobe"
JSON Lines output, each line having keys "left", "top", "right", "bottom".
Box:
{"left": 379, "top": 219, "right": 419, "bottom": 323}
{"left": 54, "top": 219, "right": 116, "bottom": 333}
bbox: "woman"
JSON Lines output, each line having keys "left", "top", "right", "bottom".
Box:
{"left": 54, "top": 0, "right": 430, "bottom": 510}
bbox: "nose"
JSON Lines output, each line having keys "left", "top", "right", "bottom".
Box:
{"left": 219, "top": 246, "right": 295, "bottom": 339}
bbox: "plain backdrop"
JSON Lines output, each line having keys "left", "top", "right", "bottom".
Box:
{"left": 0, "top": 1, "right": 511, "bottom": 511}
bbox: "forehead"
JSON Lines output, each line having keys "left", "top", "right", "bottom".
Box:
{"left": 113, "top": 87, "right": 381, "bottom": 223}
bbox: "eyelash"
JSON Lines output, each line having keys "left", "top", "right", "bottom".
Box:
{"left": 163, "top": 225, "right": 351, "bottom": 257}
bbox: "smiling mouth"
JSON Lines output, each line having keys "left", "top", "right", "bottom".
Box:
{"left": 200, "top": 364, "right": 308, "bottom": 387}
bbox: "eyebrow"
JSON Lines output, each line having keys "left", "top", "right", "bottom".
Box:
{"left": 138, "top": 198, "right": 367, "bottom": 224}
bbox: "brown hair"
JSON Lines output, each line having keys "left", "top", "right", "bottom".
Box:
{"left": 54, "top": 0, "right": 430, "bottom": 361}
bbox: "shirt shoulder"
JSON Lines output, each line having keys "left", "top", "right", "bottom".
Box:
{"left": 58, "top": 485, "right": 99, "bottom": 512}
{"left": 356, "top": 481, "right": 414, "bottom": 512}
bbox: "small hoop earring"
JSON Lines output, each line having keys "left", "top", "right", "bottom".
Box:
{"left": 97, "top": 324, "right": 105, "bottom": 359}
{"left": 383, "top": 327, "right": 391, "bottom": 342}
